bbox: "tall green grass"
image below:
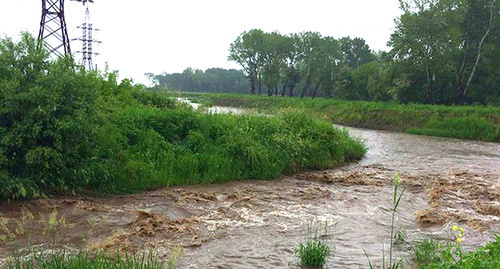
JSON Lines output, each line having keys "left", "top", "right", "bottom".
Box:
{"left": 191, "top": 93, "right": 500, "bottom": 142}
{"left": 6, "top": 250, "right": 177, "bottom": 269}
{"left": 91, "top": 107, "right": 366, "bottom": 195}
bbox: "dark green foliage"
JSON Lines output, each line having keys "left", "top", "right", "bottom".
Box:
{"left": 0, "top": 33, "right": 365, "bottom": 200}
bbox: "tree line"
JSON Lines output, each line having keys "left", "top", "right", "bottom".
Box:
{"left": 156, "top": 0, "right": 500, "bottom": 105}
{"left": 154, "top": 68, "right": 249, "bottom": 93}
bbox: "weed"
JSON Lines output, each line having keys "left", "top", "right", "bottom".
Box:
{"left": 412, "top": 239, "right": 441, "bottom": 267}
{"left": 412, "top": 227, "right": 500, "bottom": 269}
{"left": 295, "top": 221, "right": 332, "bottom": 268}
{"left": 365, "top": 173, "right": 406, "bottom": 269}
{"left": 295, "top": 238, "right": 330, "bottom": 268}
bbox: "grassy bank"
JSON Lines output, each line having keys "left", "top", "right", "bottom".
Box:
{"left": 0, "top": 34, "right": 365, "bottom": 200}
{"left": 189, "top": 93, "right": 500, "bottom": 142}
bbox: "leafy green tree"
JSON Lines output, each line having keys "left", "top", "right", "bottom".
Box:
{"left": 280, "top": 33, "right": 302, "bottom": 96}
{"left": 155, "top": 68, "right": 249, "bottom": 93}
{"left": 392, "top": 0, "right": 499, "bottom": 104}
{"left": 261, "top": 31, "right": 288, "bottom": 96}
{"left": 229, "top": 29, "right": 265, "bottom": 94}
{"left": 296, "top": 32, "right": 324, "bottom": 98}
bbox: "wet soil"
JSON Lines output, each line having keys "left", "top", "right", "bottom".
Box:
{"left": 1, "top": 126, "right": 499, "bottom": 268}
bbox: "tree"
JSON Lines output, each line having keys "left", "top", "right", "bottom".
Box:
{"left": 144, "top": 72, "right": 158, "bottom": 88}
{"left": 340, "top": 37, "right": 376, "bottom": 69}
{"left": 392, "top": 0, "right": 499, "bottom": 104}
{"left": 229, "top": 29, "right": 265, "bottom": 94}
{"left": 261, "top": 31, "right": 288, "bottom": 96}
{"left": 296, "top": 32, "right": 324, "bottom": 98}
{"left": 280, "top": 33, "right": 302, "bottom": 96}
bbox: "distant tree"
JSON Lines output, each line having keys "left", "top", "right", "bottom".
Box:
{"left": 296, "top": 31, "right": 324, "bottom": 98}
{"left": 280, "top": 33, "right": 302, "bottom": 96}
{"left": 144, "top": 72, "right": 158, "bottom": 88}
{"left": 154, "top": 68, "right": 249, "bottom": 93}
{"left": 340, "top": 37, "right": 376, "bottom": 69}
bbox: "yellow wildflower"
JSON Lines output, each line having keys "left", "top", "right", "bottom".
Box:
{"left": 457, "top": 238, "right": 462, "bottom": 243}
{"left": 458, "top": 233, "right": 463, "bottom": 238}
{"left": 459, "top": 227, "right": 465, "bottom": 233}
{"left": 453, "top": 225, "right": 458, "bottom": 231}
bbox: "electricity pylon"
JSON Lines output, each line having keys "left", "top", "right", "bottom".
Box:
{"left": 74, "top": 1, "right": 101, "bottom": 70}
{"left": 38, "top": 0, "right": 94, "bottom": 57}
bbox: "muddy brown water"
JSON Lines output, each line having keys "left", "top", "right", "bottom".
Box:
{"left": 1, "top": 106, "right": 499, "bottom": 268}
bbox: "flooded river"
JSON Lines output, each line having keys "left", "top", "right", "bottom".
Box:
{"left": 0, "top": 103, "right": 499, "bottom": 268}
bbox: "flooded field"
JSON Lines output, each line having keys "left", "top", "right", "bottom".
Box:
{"left": 1, "top": 109, "right": 499, "bottom": 268}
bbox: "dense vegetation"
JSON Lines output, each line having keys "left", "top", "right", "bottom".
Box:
{"left": 195, "top": 93, "right": 500, "bottom": 142}
{"left": 0, "top": 33, "right": 365, "bottom": 200}
{"left": 156, "top": 0, "right": 500, "bottom": 106}
{"left": 152, "top": 68, "right": 249, "bottom": 94}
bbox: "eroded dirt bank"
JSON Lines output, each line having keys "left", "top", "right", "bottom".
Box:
{"left": 1, "top": 126, "right": 499, "bottom": 268}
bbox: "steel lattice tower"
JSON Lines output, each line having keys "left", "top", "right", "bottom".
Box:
{"left": 38, "top": 0, "right": 72, "bottom": 56}
{"left": 74, "top": 2, "right": 101, "bottom": 70}
{"left": 38, "top": 0, "right": 94, "bottom": 57}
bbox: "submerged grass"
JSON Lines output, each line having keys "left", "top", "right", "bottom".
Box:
{"left": 295, "top": 221, "right": 332, "bottom": 268}
{"left": 189, "top": 93, "right": 500, "bottom": 142}
{"left": 295, "top": 238, "right": 330, "bottom": 268}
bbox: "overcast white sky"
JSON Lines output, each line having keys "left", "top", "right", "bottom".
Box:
{"left": 1, "top": 0, "right": 402, "bottom": 85}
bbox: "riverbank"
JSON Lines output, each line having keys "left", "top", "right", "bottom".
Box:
{"left": 187, "top": 93, "right": 500, "bottom": 142}
{"left": 2, "top": 125, "right": 499, "bottom": 268}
